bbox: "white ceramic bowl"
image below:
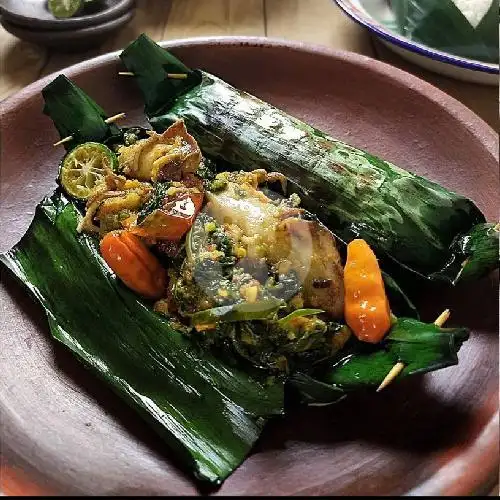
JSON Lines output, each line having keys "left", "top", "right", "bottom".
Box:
{"left": 334, "top": 0, "right": 499, "bottom": 85}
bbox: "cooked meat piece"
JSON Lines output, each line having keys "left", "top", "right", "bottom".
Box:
{"left": 118, "top": 119, "right": 201, "bottom": 181}
{"left": 274, "top": 218, "right": 344, "bottom": 318}
{"left": 206, "top": 171, "right": 344, "bottom": 318}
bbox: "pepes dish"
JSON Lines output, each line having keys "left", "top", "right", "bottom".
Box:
{"left": 0, "top": 37, "right": 498, "bottom": 494}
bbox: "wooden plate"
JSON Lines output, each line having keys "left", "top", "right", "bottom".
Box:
{"left": 0, "top": 38, "right": 498, "bottom": 496}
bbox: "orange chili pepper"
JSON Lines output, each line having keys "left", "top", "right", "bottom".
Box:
{"left": 0, "top": 456, "right": 55, "bottom": 496}
{"left": 100, "top": 230, "right": 166, "bottom": 299}
{"left": 343, "top": 238, "right": 391, "bottom": 343}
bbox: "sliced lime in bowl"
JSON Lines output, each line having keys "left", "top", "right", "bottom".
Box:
{"left": 48, "top": 0, "right": 83, "bottom": 19}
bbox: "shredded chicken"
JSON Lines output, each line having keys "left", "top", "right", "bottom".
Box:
{"left": 77, "top": 173, "right": 152, "bottom": 234}
{"left": 117, "top": 120, "right": 201, "bottom": 182}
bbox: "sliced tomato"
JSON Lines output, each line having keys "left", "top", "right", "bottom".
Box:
{"left": 131, "top": 191, "right": 204, "bottom": 241}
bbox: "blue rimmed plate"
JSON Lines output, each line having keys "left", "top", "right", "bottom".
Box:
{"left": 334, "top": 0, "right": 499, "bottom": 85}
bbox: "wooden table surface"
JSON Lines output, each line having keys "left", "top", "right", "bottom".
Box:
{"left": 0, "top": 0, "right": 497, "bottom": 131}
{"left": 0, "top": 0, "right": 498, "bottom": 496}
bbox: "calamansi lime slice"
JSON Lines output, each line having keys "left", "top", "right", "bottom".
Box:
{"left": 60, "top": 142, "right": 118, "bottom": 200}
{"left": 48, "top": 0, "right": 83, "bottom": 19}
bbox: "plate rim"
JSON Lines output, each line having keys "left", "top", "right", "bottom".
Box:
{"left": 0, "top": 36, "right": 498, "bottom": 496}
{"left": 333, "top": 0, "right": 499, "bottom": 75}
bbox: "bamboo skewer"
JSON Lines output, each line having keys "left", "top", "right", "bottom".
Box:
{"left": 376, "top": 361, "right": 405, "bottom": 392}
{"left": 52, "top": 136, "right": 74, "bottom": 147}
{"left": 118, "top": 71, "right": 188, "bottom": 80}
{"left": 376, "top": 309, "right": 451, "bottom": 392}
{"left": 104, "top": 112, "right": 127, "bottom": 123}
{"left": 52, "top": 113, "right": 126, "bottom": 147}
{"left": 434, "top": 309, "right": 450, "bottom": 327}
{"left": 166, "top": 73, "right": 188, "bottom": 79}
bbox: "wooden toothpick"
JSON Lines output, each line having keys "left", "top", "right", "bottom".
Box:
{"left": 166, "top": 73, "right": 188, "bottom": 79}
{"left": 52, "top": 113, "right": 126, "bottom": 147}
{"left": 433, "top": 309, "right": 450, "bottom": 328}
{"left": 376, "top": 361, "right": 405, "bottom": 392}
{"left": 105, "top": 112, "right": 126, "bottom": 124}
{"left": 53, "top": 136, "right": 74, "bottom": 147}
{"left": 376, "top": 309, "right": 451, "bottom": 392}
{"left": 118, "top": 71, "right": 188, "bottom": 80}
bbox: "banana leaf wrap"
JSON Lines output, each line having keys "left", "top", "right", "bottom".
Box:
{"left": 42, "top": 75, "right": 123, "bottom": 151}
{"left": 390, "top": 0, "right": 499, "bottom": 64}
{"left": 0, "top": 192, "right": 285, "bottom": 485}
{"left": 290, "top": 317, "right": 469, "bottom": 405}
{"left": 0, "top": 74, "right": 470, "bottom": 486}
{"left": 120, "top": 34, "right": 499, "bottom": 287}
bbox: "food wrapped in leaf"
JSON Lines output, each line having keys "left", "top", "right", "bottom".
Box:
{"left": 0, "top": 74, "right": 472, "bottom": 487}
{"left": 120, "top": 34, "right": 499, "bottom": 287}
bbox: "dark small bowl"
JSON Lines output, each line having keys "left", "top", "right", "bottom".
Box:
{"left": 0, "top": 0, "right": 135, "bottom": 31}
{"left": 0, "top": 9, "right": 135, "bottom": 52}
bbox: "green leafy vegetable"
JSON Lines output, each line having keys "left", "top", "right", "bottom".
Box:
{"left": 0, "top": 192, "right": 284, "bottom": 485}
{"left": 277, "top": 308, "right": 325, "bottom": 327}
{"left": 120, "top": 34, "right": 498, "bottom": 286}
{"left": 191, "top": 298, "right": 283, "bottom": 326}
{"left": 136, "top": 181, "right": 171, "bottom": 224}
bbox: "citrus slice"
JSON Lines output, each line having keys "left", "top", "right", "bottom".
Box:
{"left": 60, "top": 142, "right": 117, "bottom": 200}
{"left": 48, "top": 0, "right": 83, "bottom": 19}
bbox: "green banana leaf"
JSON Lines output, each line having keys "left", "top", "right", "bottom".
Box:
{"left": 0, "top": 73, "right": 468, "bottom": 486}
{"left": 42, "top": 75, "right": 122, "bottom": 151}
{"left": 0, "top": 191, "right": 285, "bottom": 485}
{"left": 191, "top": 299, "right": 284, "bottom": 326}
{"left": 115, "top": 37, "right": 201, "bottom": 116}
{"left": 322, "top": 318, "right": 469, "bottom": 387}
{"left": 381, "top": 270, "right": 419, "bottom": 319}
{"left": 119, "top": 35, "right": 499, "bottom": 287}
{"left": 287, "top": 373, "right": 346, "bottom": 406}
{"left": 290, "top": 318, "right": 469, "bottom": 404}
{"left": 440, "top": 222, "right": 500, "bottom": 284}
{"left": 390, "top": 0, "right": 499, "bottom": 64}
